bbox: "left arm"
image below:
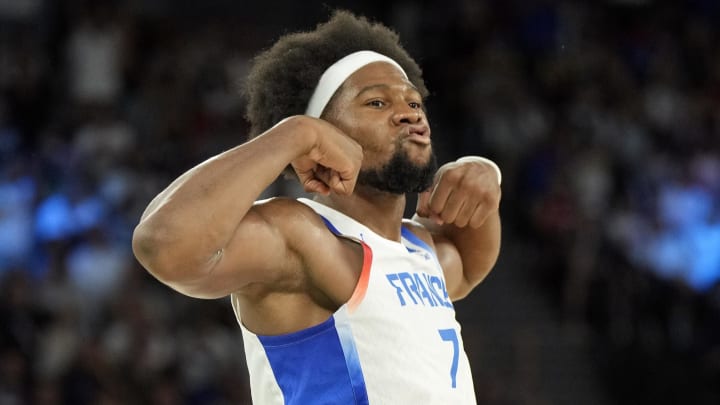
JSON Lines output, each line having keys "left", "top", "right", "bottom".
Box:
{"left": 414, "top": 157, "right": 502, "bottom": 300}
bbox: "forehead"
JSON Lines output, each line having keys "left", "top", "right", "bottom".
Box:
{"left": 341, "top": 62, "right": 417, "bottom": 94}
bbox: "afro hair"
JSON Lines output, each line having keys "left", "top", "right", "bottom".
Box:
{"left": 243, "top": 10, "right": 428, "bottom": 139}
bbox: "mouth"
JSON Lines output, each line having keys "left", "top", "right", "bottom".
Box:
{"left": 403, "top": 124, "right": 431, "bottom": 145}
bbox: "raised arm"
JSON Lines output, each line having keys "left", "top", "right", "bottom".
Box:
{"left": 132, "top": 116, "right": 362, "bottom": 298}
{"left": 414, "top": 158, "right": 502, "bottom": 300}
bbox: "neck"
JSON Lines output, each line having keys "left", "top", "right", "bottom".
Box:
{"left": 313, "top": 185, "right": 407, "bottom": 241}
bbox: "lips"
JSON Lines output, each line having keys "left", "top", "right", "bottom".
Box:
{"left": 403, "top": 124, "right": 431, "bottom": 145}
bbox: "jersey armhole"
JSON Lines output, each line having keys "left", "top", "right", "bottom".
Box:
{"left": 318, "top": 215, "right": 373, "bottom": 314}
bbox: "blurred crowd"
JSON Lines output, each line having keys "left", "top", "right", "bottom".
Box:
{"left": 1, "top": 0, "right": 719, "bottom": 403}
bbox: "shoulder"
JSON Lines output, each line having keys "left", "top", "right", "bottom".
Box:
{"left": 250, "top": 197, "right": 363, "bottom": 307}
{"left": 251, "top": 197, "right": 341, "bottom": 257}
{"left": 252, "top": 197, "right": 325, "bottom": 228}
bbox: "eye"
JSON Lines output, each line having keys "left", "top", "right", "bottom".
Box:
{"left": 366, "top": 99, "right": 385, "bottom": 108}
{"left": 409, "top": 101, "right": 422, "bottom": 109}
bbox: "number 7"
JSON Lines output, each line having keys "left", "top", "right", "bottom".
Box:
{"left": 438, "top": 328, "right": 459, "bottom": 388}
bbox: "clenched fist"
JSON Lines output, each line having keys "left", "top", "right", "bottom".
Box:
{"left": 281, "top": 116, "right": 364, "bottom": 196}
{"left": 416, "top": 157, "right": 501, "bottom": 228}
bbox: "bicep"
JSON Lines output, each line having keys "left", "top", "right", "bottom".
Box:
{"left": 432, "top": 234, "right": 472, "bottom": 301}
{"left": 163, "top": 203, "right": 301, "bottom": 299}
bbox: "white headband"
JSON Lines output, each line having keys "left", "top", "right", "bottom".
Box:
{"left": 305, "top": 50, "right": 408, "bottom": 118}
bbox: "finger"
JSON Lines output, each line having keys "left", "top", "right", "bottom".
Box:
{"left": 314, "top": 164, "right": 357, "bottom": 196}
{"left": 327, "top": 172, "right": 343, "bottom": 194}
{"left": 454, "top": 200, "right": 477, "bottom": 228}
{"left": 334, "top": 163, "right": 360, "bottom": 192}
{"left": 418, "top": 189, "right": 444, "bottom": 224}
{"left": 311, "top": 166, "right": 332, "bottom": 186}
{"left": 302, "top": 178, "right": 330, "bottom": 195}
{"left": 439, "top": 190, "right": 465, "bottom": 224}
{"left": 327, "top": 171, "right": 355, "bottom": 195}
{"left": 317, "top": 134, "right": 362, "bottom": 189}
{"left": 416, "top": 190, "right": 432, "bottom": 217}
{"left": 429, "top": 213, "right": 444, "bottom": 225}
{"left": 319, "top": 159, "right": 356, "bottom": 192}
{"left": 428, "top": 178, "right": 454, "bottom": 216}
{"left": 469, "top": 202, "right": 492, "bottom": 228}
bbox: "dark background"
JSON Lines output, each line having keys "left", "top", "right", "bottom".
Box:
{"left": 1, "top": 0, "right": 720, "bottom": 403}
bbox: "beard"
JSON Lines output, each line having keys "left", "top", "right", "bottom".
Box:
{"left": 357, "top": 149, "right": 438, "bottom": 195}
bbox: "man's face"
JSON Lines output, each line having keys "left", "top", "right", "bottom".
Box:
{"left": 323, "top": 62, "right": 436, "bottom": 194}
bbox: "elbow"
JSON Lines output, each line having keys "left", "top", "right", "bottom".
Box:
{"left": 132, "top": 222, "right": 221, "bottom": 298}
{"left": 451, "top": 260, "right": 498, "bottom": 302}
{"left": 132, "top": 222, "right": 166, "bottom": 278}
{"left": 132, "top": 221, "right": 187, "bottom": 283}
{"left": 469, "top": 256, "right": 499, "bottom": 286}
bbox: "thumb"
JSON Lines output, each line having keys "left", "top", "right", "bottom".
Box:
{"left": 327, "top": 171, "right": 354, "bottom": 195}
{"left": 416, "top": 187, "right": 444, "bottom": 225}
{"left": 302, "top": 178, "right": 330, "bottom": 195}
{"left": 416, "top": 190, "right": 431, "bottom": 217}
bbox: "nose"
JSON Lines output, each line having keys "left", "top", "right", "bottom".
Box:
{"left": 392, "top": 105, "right": 422, "bottom": 125}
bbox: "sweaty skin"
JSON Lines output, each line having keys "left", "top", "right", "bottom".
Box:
{"left": 132, "top": 62, "right": 501, "bottom": 336}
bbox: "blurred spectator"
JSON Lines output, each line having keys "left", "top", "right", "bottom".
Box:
{"left": 0, "top": 159, "right": 35, "bottom": 272}
{"left": 0, "top": 1, "right": 719, "bottom": 403}
{"left": 65, "top": 4, "right": 125, "bottom": 105}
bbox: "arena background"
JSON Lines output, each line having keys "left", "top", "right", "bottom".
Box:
{"left": 1, "top": 0, "right": 719, "bottom": 403}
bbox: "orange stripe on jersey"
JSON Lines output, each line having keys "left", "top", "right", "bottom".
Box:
{"left": 347, "top": 242, "right": 373, "bottom": 314}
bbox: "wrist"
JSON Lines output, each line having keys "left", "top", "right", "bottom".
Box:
{"left": 269, "top": 115, "right": 319, "bottom": 159}
{"left": 456, "top": 156, "right": 502, "bottom": 185}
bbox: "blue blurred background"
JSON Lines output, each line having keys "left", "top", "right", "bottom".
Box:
{"left": 1, "top": 0, "right": 719, "bottom": 404}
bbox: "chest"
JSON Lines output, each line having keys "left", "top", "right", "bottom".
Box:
{"left": 353, "top": 237, "right": 453, "bottom": 314}
{"left": 314, "top": 228, "right": 452, "bottom": 314}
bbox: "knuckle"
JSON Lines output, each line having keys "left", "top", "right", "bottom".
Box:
{"left": 470, "top": 184, "right": 493, "bottom": 202}
{"left": 443, "top": 168, "right": 464, "bottom": 184}
{"left": 429, "top": 201, "right": 444, "bottom": 214}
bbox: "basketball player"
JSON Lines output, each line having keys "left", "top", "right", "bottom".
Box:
{"left": 132, "top": 11, "right": 501, "bottom": 404}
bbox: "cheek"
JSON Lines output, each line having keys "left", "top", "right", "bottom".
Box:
{"left": 364, "top": 133, "right": 397, "bottom": 160}
{"left": 356, "top": 138, "right": 396, "bottom": 170}
{"left": 330, "top": 111, "right": 395, "bottom": 158}
{"left": 348, "top": 123, "right": 391, "bottom": 151}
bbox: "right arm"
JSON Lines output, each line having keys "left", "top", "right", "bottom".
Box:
{"left": 132, "top": 116, "right": 362, "bottom": 298}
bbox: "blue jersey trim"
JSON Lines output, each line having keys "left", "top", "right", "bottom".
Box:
{"left": 335, "top": 311, "right": 370, "bottom": 404}
{"left": 257, "top": 316, "right": 369, "bottom": 405}
{"left": 320, "top": 215, "right": 342, "bottom": 236}
{"left": 401, "top": 226, "right": 437, "bottom": 259}
{"left": 257, "top": 315, "right": 335, "bottom": 346}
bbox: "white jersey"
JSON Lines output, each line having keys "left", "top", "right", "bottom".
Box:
{"left": 231, "top": 198, "right": 476, "bottom": 404}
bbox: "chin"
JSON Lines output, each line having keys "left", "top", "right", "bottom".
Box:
{"left": 409, "top": 149, "right": 433, "bottom": 166}
{"left": 400, "top": 144, "right": 435, "bottom": 168}
{"left": 357, "top": 148, "right": 437, "bottom": 194}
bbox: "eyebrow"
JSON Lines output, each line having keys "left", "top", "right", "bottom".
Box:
{"left": 355, "top": 83, "right": 421, "bottom": 99}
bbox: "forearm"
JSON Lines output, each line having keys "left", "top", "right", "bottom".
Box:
{"left": 415, "top": 211, "right": 501, "bottom": 286}
{"left": 449, "top": 212, "right": 501, "bottom": 285}
{"left": 133, "top": 118, "right": 313, "bottom": 279}
{"left": 414, "top": 155, "right": 503, "bottom": 296}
